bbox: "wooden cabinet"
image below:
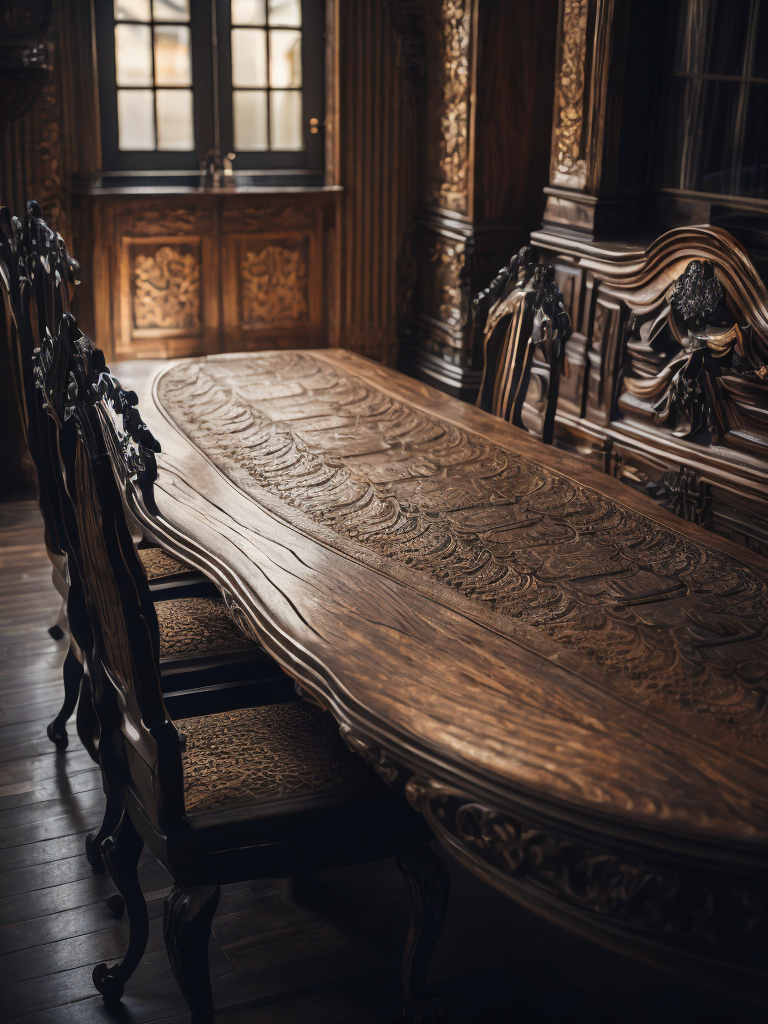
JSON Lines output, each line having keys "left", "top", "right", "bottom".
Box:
{"left": 83, "top": 190, "right": 336, "bottom": 362}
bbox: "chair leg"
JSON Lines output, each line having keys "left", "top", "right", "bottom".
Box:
{"left": 75, "top": 671, "right": 100, "bottom": 765}
{"left": 164, "top": 883, "right": 221, "bottom": 1024}
{"left": 48, "top": 597, "right": 67, "bottom": 640}
{"left": 46, "top": 646, "right": 82, "bottom": 750}
{"left": 92, "top": 809, "right": 147, "bottom": 1002}
{"left": 85, "top": 793, "right": 123, "bottom": 876}
{"left": 396, "top": 841, "right": 451, "bottom": 1023}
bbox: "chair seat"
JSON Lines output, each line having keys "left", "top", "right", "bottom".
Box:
{"left": 156, "top": 598, "right": 258, "bottom": 661}
{"left": 177, "top": 702, "right": 379, "bottom": 819}
{"left": 138, "top": 546, "right": 195, "bottom": 581}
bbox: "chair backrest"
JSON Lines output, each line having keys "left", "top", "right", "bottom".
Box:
{"left": 475, "top": 247, "right": 572, "bottom": 445}
{"left": 36, "top": 312, "right": 193, "bottom": 868}
{"left": 0, "top": 202, "right": 79, "bottom": 553}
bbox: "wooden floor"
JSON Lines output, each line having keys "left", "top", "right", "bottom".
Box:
{"left": 0, "top": 499, "right": 762, "bottom": 1023}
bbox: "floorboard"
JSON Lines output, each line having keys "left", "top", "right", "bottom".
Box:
{"left": 0, "top": 499, "right": 763, "bottom": 1023}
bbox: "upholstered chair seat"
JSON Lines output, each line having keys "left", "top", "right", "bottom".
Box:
{"left": 164, "top": 699, "right": 429, "bottom": 886}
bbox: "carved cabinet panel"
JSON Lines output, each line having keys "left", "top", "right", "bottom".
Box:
{"left": 220, "top": 200, "right": 324, "bottom": 351}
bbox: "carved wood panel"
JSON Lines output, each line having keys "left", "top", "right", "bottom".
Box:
{"left": 240, "top": 239, "right": 310, "bottom": 328}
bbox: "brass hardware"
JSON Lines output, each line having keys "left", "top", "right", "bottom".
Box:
{"left": 309, "top": 117, "right": 320, "bottom": 135}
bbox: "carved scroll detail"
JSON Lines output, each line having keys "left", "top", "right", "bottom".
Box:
{"left": 406, "top": 778, "right": 767, "bottom": 970}
{"left": 552, "top": 0, "right": 589, "bottom": 188}
{"left": 240, "top": 243, "right": 308, "bottom": 326}
{"left": 157, "top": 352, "right": 768, "bottom": 744}
{"left": 132, "top": 245, "right": 201, "bottom": 330}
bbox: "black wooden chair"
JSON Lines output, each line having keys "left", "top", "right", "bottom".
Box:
{"left": 1, "top": 203, "right": 290, "bottom": 753}
{"left": 39, "top": 319, "right": 449, "bottom": 1024}
{"left": 475, "top": 246, "right": 572, "bottom": 445}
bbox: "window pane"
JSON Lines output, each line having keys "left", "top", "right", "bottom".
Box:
{"left": 154, "top": 24, "right": 192, "bottom": 85}
{"left": 233, "top": 90, "right": 268, "bottom": 150}
{"left": 270, "top": 89, "right": 303, "bottom": 149}
{"left": 269, "top": 29, "right": 301, "bottom": 87}
{"left": 156, "top": 88, "right": 195, "bottom": 150}
{"left": 231, "top": 0, "right": 266, "bottom": 25}
{"left": 152, "top": 0, "right": 190, "bottom": 21}
{"left": 115, "top": 23, "right": 153, "bottom": 86}
{"left": 231, "top": 28, "right": 267, "bottom": 87}
{"left": 268, "top": 0, "right": 301, "bottom": 27}
{"left": 117, "top": 88, "right": 156, "bottom": 149}
{"left": 115, "top": 0, "right": 151, "bottom": 21}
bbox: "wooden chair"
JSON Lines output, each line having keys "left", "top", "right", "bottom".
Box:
{"left": 40, "top": 322, "right": 450, "bottom": 1024}
{"left": 1, "top": 202, "right": 278, "bottom": 751}
{"left": 475, "top": 246, "right": 572, "bottom": 445}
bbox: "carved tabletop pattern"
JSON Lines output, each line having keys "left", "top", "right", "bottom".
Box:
{"left": 156, "top": 352, "right": 768, "bottom": 747}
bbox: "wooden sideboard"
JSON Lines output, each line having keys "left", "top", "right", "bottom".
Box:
{"left": 72, "top": 189, "right": 339, "bottom": 364}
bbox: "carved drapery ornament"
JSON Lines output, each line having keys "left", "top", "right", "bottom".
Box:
{"left": 622, "top": 259, "right": 768, "bottom": 442}
{"left": 551, "top": 0, "right": 589, "bottom": 188}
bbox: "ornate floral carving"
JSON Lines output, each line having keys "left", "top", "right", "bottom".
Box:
{"left": 132, "top": 245, "right": 201, "bottom": 331}
{"left": 426, "top": 0, "right": 472, "bottom": 213}
{"left": 240, "top": 243, "right": 308, "bottom": 326}
{"left": 645, "top": 469, "right": 708, "bottom": 526}
{"left": 158, "top": 353, "right": 768, "bottom": 743}
{"left": 407, "top": 779, "right": 767, "bottom": 971}
{"left": 552, "top": 0, "right": 589, "bottom": 188}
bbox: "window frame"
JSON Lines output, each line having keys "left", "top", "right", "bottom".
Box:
{"left": 95, "top": 0, "right": 324, "bottom": 177}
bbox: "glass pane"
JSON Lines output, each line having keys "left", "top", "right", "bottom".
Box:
{"left": 231, "top": 0, "right": 266, "bottom": 25}
{"left": 270, "top": 89, "right": 303, "bottom": 149}
{"left": 231, "top": 28, "right": 267, "bottom": 87}
{"left": 233, "top": 90, "right": 268, "bottom": 150}
{"left": 753, "top": 2, "right": 768, "bottom": 81}
{"left": 117, "top": 88, "right": 156, "bottom": 149}
{"left": 156, "top": 88, "right": 195, "bottom": 150}
{"left": 268, "top": 0, "right": 301, "bottom": 27}
{"left": 154, "top": 24, "right": 192, "bottom": 85}
{"left": 115, "top": 23, "right": 153, "bottom": 87}
{"left": 152, "top": 0, "right": 190, "bottom": 21}
{"left": 115, "top": 0, "right": 151, "bottom": 20}
{"left": 740, "top": 84, "right": 768, "bottom": 197}
{"left": 269, "top": 29, "right": 301, "bottom": 87}
{"left": 707, "top": 0, "right": 750, "bottom": 76}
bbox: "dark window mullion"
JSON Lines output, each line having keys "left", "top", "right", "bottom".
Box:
{"left": 150, "top": 14, "right": 159, "bottom": 151}
{"left": 265, "top": 10, "right": 272, "bottom": 150}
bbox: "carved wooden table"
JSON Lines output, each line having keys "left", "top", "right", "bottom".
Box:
{"left": 112, "top": 350, "right": 767, "bottom": 1004}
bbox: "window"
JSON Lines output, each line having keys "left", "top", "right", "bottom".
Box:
{"left": 658, "top": 0, "right": 768, "bottom": 199}
{"left": 96, "top": 0, "right": 324, "bottom": 178}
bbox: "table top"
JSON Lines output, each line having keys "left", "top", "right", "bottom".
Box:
{"left": 113, "top": 349, "right": 768, "bottom": 851}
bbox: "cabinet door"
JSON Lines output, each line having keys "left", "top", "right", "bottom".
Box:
{"left": 112, "top": 200, "right": 220, "bottom": 360}
{"left": 220, "top": 200, "right": 324, "bottom": 352}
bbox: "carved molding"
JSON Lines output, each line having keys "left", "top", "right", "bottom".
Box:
{"left": 222, "top": 205, "right": 316, "bottom": 233}
{"left": 240, "top": 242, "right": 309, "bottom": 327}
{"left": 131, "top": 244, "right": 201, "bottom": 332}
{"left": 405, "top": 777, "right": 767, "bottom": 976}
{"left": 129, "top": 209, "right": 197, "bottom": 236}
{"left": 157, "top": 352, "right": 768, "bottom": 746}
{"left": 551, "top": 0, "right": 589, "bottom": 189}
{"left": 425, "top": 0, "right": 473, "bottom": 214}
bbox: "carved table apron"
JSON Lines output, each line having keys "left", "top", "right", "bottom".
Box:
{"left": 111, "top": 350, "right": 768, "bottom": 1003}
